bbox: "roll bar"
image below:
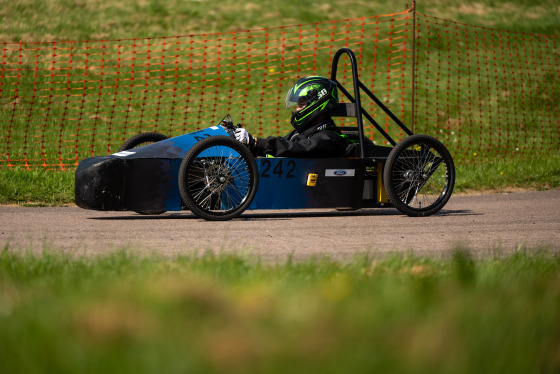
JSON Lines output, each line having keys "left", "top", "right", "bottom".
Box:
{"left": 329, "top": 48, "right": 414, "bottom": 158}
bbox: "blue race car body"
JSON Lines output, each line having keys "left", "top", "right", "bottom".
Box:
{"left": 75, "top": 124, "right": 371, "bottom": 215}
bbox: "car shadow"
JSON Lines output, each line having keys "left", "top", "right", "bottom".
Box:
{"left": 436, "top": 209, "right": 480, "bottom": 217}
{"left": 88, "top": 208, "right": 478, "bottom": 221}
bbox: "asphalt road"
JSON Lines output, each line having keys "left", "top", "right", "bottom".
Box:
{"left": 1, "top": 189, "right": 559, "bottom": 261}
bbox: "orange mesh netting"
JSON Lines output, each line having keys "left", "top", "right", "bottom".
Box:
{"left": 0, "top": 11, "right": 413, "bottom": 169}
{"left": 413, "top": 13, "right": 560, "bottom": 161}
{"left": 1, "top": 10, "right": 558, "bottom": 169}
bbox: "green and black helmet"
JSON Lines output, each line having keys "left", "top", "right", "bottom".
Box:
{"left": 285, "top": 76, "right": 339, "bottom": 131}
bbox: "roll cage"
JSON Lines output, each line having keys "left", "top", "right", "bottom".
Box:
{"left": 329, "top": 48, "right": 414, "bottom": 159}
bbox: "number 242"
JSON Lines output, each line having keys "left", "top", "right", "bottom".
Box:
{"left": 260, "top": 160, "right": 296, "bottom": 178}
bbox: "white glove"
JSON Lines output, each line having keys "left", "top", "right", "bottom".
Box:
{"left": 234, "top": 127, "right": 254, "bottom": 146}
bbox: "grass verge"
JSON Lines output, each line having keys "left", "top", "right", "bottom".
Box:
{"left": 0, "top": 167, "right": 75, "bottom": 206}
{"left": 2, "top": 0, "right": 558, "bottom": 42}
{"left": 0, "top": 247, "right": 559, "bottom": 373}
{"left": 454, "top": 153, "right": 560, "bottom": 194}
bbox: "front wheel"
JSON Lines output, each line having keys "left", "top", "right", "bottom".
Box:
{"left": 178, "top": 136, "right": 259, "bottom": 221}
{"left": 384, "top": 134, "right": 455, "bottom": 217}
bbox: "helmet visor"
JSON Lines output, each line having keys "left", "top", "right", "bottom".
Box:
{"left": 285, "top": 87, "right": 318, "bottom": 112}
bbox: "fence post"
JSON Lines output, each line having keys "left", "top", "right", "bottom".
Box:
{"left": 410, "top": 0, "right": 417, "bottom": 133}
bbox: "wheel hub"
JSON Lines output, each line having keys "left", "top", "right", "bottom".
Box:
{"left": 205, "top": 163, "right": 232, "bottom": 189}
{"left": 403, "top": 169, "right": 429, "bottom": 181}
{"left": 403, "top": 170, "right": 415, "bottom": 181}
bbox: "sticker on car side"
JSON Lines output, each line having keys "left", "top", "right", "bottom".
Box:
{"left": 325, "top": 169, "right": 355, "bottom": 177}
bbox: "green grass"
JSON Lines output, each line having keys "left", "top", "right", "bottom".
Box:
{"left": 2, "top": 0, "right": 558, "bottom": 42}
{"left": 454, "top": 153, "right": 560, "bottom": 193}
{"left": 0, "top": 248, "right": 559, "bottom": 373}
{"left": 0, "top": 0, "right": 558, "bottom": 200}
{"left": 0, "top": 167, "right": 74, "bottom": 205}
{"left": 1, "top": 0, "right": 558, "bottom": 170}
{"left": 0, "top": 0, "right": 560, "bottom": 172}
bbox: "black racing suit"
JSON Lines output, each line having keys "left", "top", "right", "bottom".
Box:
{"left": 251, "top": 118, "right": 348, "bottom": 158}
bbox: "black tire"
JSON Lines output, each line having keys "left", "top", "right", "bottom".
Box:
{"left": 178, "top": 136, "right": 258, "bottom": 221}
{"left": 119, "top": 132, "right": 169, "bottom": 152}
{"left": 383, "top": 134, "right": 455, "bottom": 217}
{"left": 119, "top": 132, "right": 169, "bottom": 215}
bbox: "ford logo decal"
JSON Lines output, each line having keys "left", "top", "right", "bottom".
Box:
{"left": 334, "top": 170, "right": 347, "bottom": 176}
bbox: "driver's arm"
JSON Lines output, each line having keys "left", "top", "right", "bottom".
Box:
{"left": 253, "top": 130, "right": 347, "bottom": 158}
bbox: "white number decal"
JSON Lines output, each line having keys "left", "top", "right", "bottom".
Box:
{"left": 112, "top": 151, "right": 136, "bottom": 157}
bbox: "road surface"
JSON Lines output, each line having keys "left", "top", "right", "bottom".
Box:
{"left": 1, "top": 189, "right": 559, "bottom": 261}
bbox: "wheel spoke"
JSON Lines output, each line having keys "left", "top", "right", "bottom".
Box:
{"left": 185, "top": 146, "right": 252, "bottom": 214}
{"left": 178, "top": 136, "right": 258, "bottom": 220}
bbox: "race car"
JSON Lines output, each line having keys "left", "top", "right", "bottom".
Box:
{"left": 75, "top": 48, "right": 455, "bottom": 221}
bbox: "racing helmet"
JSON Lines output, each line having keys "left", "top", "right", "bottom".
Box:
{"left": 285, "top": 76, "right": 339, "bottom": 130}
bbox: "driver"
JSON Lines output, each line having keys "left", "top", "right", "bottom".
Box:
{"left": 234, "top": 76, "right": 347, "bottom": 157}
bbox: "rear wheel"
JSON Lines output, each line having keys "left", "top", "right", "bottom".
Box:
{"left": 119, "top": 132, "right": 169, "bottom": 152}
{"left": 119, "top": 132, "right": 169, "bottom": 215}
{"left": 384, "top": 134, "right": 455, "bottom": 217}
{"left": 178, "top": 136, "right": 258, "bottom": 221}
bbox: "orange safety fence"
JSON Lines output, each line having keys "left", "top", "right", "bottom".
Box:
{"left": 0, "top": 10, "right": 558, "bottom": 170}
{"left": 413, "top": 13, "right": 559, "bottom": 162}
{"left": 0, "top": 11, "right": 414, "bottom": 170}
